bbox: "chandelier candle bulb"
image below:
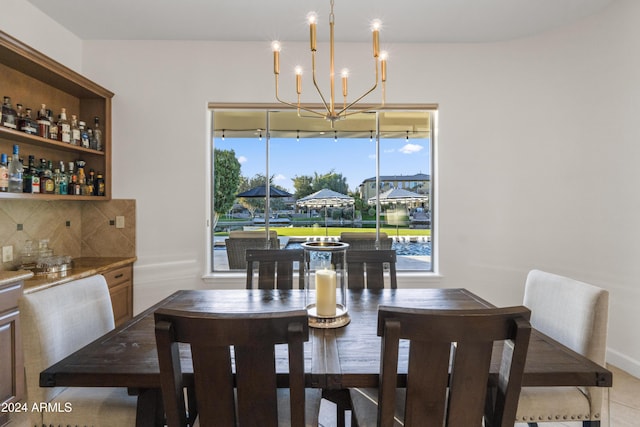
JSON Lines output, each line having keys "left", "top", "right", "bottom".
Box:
{"left": 341, "top": 69, "right": 348, "bottom": 97}
{"left": 371, "top": 19, "right": 381, "bottom": 57}
{"left": 308, "top": 12, "right": 318, "bottom": 51}
{"left": 271, "top": 41, "right": 281, "bottom": 75}
{"left": 380, "top": 51, "right": 388, "bottom": 82}
{"left": 295, "top": 66, "right": 303, "bottom": 94}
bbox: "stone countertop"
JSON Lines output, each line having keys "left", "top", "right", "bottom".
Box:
{"left": 0, "top": 269, "right": 34, "bottom": 287}
{"left": 23, "top": 256, "right": 137, "bottom": 294}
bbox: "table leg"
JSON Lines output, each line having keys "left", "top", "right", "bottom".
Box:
{"left": 133, "top": 388, "right": 164, "bottom": 427}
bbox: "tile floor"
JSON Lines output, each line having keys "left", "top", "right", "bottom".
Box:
{"left": 6, "top": 365, "right": 639, "bottom": 426}
{"left": 317, "top": 365, "right": 640, "bottom": 427}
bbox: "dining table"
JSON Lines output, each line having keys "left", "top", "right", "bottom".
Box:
{"left": 39, "top": 288, "right": 613, "bottom": 427}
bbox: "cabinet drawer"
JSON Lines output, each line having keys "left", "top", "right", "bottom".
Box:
{"left": 0, "top": 282, "right": 23, "bottom": 313}
{"left": 102, "top": 266, "right": 132, "bottom": 287}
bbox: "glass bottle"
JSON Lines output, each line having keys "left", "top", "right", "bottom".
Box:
{"left": 22, "top": 155, "right": 40, "bottom": 194}
{"left": 48, "top": 109, "right": 58, "bottom": 141}
{"left": 77, "top": 164, "right": 87, "bottom": 195}
{"left": 69, "top": 174, "right": 80, "bottom": 196}
{"left": 88, "top": 128, "right": 96, "bottom": 150}
{"left": 20, "top": 107, "right": 38, "bottom": 135}
{"left": 79, "top": 120, "right": 90, "bottom": 148}
{"left": 93, "top": 116, "right": 103, "bottom": 151}
{"left": 1, "top": 96, "right": 17, "bottom": 129}
{"left": 86, "top": 168, "right": 95, "bottom": 195}
{"left": 70, "top": 114, "right": 80, "bottom": 146}
{"left": 94, "top": 171, "right": 105, "bottom": 196}
{"left": 0, "top": 153, "right": 8, "bottom": 192}
{"left": 37, "top": 104, "right": 50, "bottom": 138}
{"left": 39, "top": 158, "right": 54, "bottom": 194}
{"left": 66, "top": 161, "right": 75, "bottom": 191}
{"left": 57, "top": 108, "right": 71, "bottom": 143}
{"left": 57, "top": 161, "right": 68, "bottom": 195}
{"left": 8, "top": 144, "right": 23, "bottom": 193}
{"left": 15, "top": 104, "right": 24, "bottom": 130}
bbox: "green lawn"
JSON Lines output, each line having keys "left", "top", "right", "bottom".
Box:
{"left": 214, "top": 226, "right": 430, "bottom": 238}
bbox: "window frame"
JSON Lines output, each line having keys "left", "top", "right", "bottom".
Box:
{"left": 204, "top": 103, "right": 438, "bottom": 277}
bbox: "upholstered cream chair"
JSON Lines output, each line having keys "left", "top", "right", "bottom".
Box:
{"left": 516, "top": 269, "right": 609, "bottom": 426}
{"left": 20, "top": 275, "right": 137, "bottom": 427}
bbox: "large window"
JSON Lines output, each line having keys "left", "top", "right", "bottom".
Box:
{"left": 209, "top": 106, "right": 436, "bottom": 273}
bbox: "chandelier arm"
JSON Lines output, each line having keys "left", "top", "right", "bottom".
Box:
{"left": 310, "top": 51, "right": 332, "bottom": 116}
{"left": 337, "top": 58, "right": 382, "bottom": 117}
{"left": 274, "top": 75, "right": 326, "bottom": 118}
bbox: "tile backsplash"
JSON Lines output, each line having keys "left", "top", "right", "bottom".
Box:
{"left": 0, "top": 199, "right": 135, "bottom": 270}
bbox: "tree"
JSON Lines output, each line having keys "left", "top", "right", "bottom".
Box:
{"left": 311, "top": 170, "right": 349, "bottom": 194}
{"left": 213, "top": 149, "right": 241, "bottom": 229}
{"left": 292, "top": 175, "right": 314, "bottom": 199}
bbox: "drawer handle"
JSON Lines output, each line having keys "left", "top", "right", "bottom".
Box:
{"left": 114, "top": 273, "right": 124, "bottom": 279}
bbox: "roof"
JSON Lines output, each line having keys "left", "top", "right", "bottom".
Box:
{"left": 360, "top": 173, "right": 431, "bottom": 184}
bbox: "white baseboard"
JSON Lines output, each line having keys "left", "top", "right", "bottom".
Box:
{"left": 607, "top": 348, "right": 640, "bottom": 379}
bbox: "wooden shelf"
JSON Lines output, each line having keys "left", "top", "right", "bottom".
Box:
{"left": 0, "top": 30, "right": 113, "bottom": 200}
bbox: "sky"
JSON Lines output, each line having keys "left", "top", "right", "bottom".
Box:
{"left": 216, "top": 136, "right": 431, "bottom": 193}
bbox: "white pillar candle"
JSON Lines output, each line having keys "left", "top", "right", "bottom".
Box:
{"left": 315, "top": 269, "right": 337, "bottom": 316}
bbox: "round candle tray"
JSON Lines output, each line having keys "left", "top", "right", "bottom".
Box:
{"left": 307, "top": 304, "right": 350, "bottom": 329}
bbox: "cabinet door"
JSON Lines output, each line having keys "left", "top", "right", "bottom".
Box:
{"left": 0, "top": 282, "right": 24, "bottom": 410}
{"left": 102, "top": 265, "right": 133, "bottom": 326}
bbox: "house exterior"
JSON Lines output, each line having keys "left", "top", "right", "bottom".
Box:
{"left": 359, "top": 173, "right": 430, "bottom": 205}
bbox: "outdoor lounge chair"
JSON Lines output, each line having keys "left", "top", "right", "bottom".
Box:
{"left": 225, "top": 230, "right": 279, "bottom": 269}
{"left": 339, "top": 232, "right": 393, "bottom": 250}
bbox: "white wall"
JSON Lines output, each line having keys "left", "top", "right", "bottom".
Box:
{"left": 4, "top": 0, "right": 640, "bottom": 376}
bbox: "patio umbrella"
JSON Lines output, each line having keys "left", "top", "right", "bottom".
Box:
{"left": 236, "top": 185, "right": 293, "bottom": 198}
{"left": 368, "top": 188, "right": 429, "bottom": 236}
{"left": 367, "top": 187, "right": 428, "bottom": 205}
{"left": 296, "top": 188, "right": 354, "bottom": 236}
{"left": 236, "top": 185, "right": 293, "bottom": 246}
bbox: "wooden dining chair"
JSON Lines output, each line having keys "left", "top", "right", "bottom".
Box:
{"left": 154, "top": 308, "right": 322, "bottom": 427}
{"left": 245, "top": 248, "right": 305, "bottom": 289}
{"left": 516, "top": 269, "right": 610, "bottom": 426}
{"left": 225, "top": 230, "right": 280, "bottom": 269}
{"left": 349, "top": 305, "right": 532, "bottom": 427}
{"left": 346, "top": 249, "right": 397, "bottom": 289}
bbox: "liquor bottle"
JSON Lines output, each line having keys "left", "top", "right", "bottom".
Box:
{"left": 68, "top": 174, "right": 79, "bottom": 196}
{"left": 86, "top": 169, "right": 95, "bottom": 195}
{"left": 94, "top": 171, "right": 105, "bottom": 196}
{"left": 22, "top": 155, "right": 40, "bottom": 194}
{"left": 77, "top": 164, "right": 87, "bottom": 195}
{"left": 88, "top": 129, "right": 96, "bottom": 150}
{"left": 93, "top": 116, "right": 103, "bottom": 151}
{"left": 15, "top": 104, "right": 24, "bottom": 130}
{"left": 0, "top": 153, "right": 8, "bottom": 192}
{"left": 57, "top": 108, "right": 71, "bottom": 143}
{"left": 1, "top": 96, "right": 17, "bottom": 129}
{"left": 70, "top": 114, "right": 80, "bottom": 146}
{"left": 57, "top": 161, "right": 68, "bottom": 195}
{"left": 39, "top": 158, "right": 54, "bottom": 194}
{"left": 37, "top": 104, "right": 51, "bottom": 138}
{"left": 79, "top": 121, "right": 90, "bottom": 148}
{"left": 48, "top": 109, "right": 58, "bottom": 140}
{"left": 20, "top": 108, "right": 38, "bottom": 135}
{"left": 8, "top": 145, "right": 23, "bottom": 193}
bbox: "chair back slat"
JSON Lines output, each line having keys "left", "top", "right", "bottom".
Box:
{"left": 376, "top": 305, "right": 532, "bottom": 427}
{"left": 346, "top": 249, "right": 397, "bottom": 290}
{"left": 155, "top": 309, "right": 309, "bottom": 427}
{"left": 246, "top": 249, "right": 305, "bottom": 289}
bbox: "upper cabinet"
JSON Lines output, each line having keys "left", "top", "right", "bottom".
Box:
{"left": 0, "top": 30, "right": 113, "bottom": 200}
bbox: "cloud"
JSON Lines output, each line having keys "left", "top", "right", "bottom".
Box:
{"left": 368, "top": 154, "right": 376, "bottom": 159}
{"left": 273, "top": 174, "right": 288, "bottom": 183}
{"left": 399, "top": 143, "right": 424, "bottom": 154}
{"left": 383, "top": 149, "right": 395, "bottom": 153}
{"left": 237, "top": 156, "right": 248, "bottom": 164}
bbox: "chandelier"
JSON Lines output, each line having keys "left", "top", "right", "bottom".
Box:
{"left": 271, "top": 0, "right": 387, "bottom": 127}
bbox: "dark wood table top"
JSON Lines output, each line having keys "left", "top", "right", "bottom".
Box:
{"left": 40, "top": 288, "right": 612, "bottom": 391}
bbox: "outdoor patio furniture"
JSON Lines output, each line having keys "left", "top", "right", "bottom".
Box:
{"left": 225, "top": 230, "right": 279, "bottom": 269}
{"left": 339, "top": 232, "right": 393, "bottom": 250}
{"left": 245, "top": 248, "right": 305, "bottom": 289}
